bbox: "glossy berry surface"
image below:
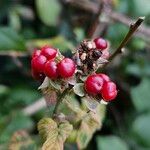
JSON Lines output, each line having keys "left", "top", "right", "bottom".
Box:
{"left": 101, "top": 81, "right": 117, "bottom": 101}
{"left": 41, "top": 46, "right": 57, "bottom": 60}
{"left": 31, "top": 55, "right": 47, "bottom": 73}
{"left": 44, "top": 60, "right": 58, "bottom": 79}
{"left": 32, "top": 49, "right": 41, "bottom": 58}
{"left": 94, "top": 37, "right": 107, "bottom": 50}
{"left": 57, "top": 58, "right": 76, "bottom": 78}
{"left": 31, "top": 69, "right": 45, "bottom": 81}
{"left": 98, "top": 73, "right": 110, "bottom": 82}
{"left": 85, "top": 74, "right": 104, "bottom": 95}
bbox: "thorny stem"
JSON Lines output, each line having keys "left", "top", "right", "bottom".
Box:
{"left": 104, "top": 17, "right": 145, "bottom": 67}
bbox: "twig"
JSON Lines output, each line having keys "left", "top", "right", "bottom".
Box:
{"left": 87, "top": 1, "right": 103, "bottom": 38}
{"left": 0, "top": 51, "right": 29, "bottom": 57}
{"left": 53, "top": 88, "right": 71, "bottom": 115}
{"left": 60, "top": 0, "right": 99, "bottom": 14}
{"left": 62, "top": 0, "right": 150, "bottom": 40}
{"left": 22, "top": 98, "right": 46, "bottom": 116}
{"left": 104, "top": 17, "right": 145, "bottom": 66}
{"left": 105, "top": 11, "right": 150, "bottom": 40}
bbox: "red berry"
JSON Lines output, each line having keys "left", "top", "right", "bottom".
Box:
{"left": 31, "top": 55, "right": 47, "bottom": 73}
{"left": 41, "top": 46, "right": 57, "bottom": 60}
{"left": 94, "top": 37, "right": 107, "bottom": 50}
{"left": 32, "top": 69, "right": 45, "bottom": 81}
{"left": 32, "top": 49, "right": 41, "bottom": 58}
{"left": 57, "top": 58, "right": 76, "bottom": 78}
{"left": 44, "top": 60, "right": 58, "bottom": 79}
{"left": 98, "top": 73, "right": 110, "bottom": 82}
{"left": 85, "top": 74, "right": 104, "bottom": 95}
{"left": 101, "top": 49, "right": 109, "bottom": 59}
{"left": 101, "top": 81, "right": 117, "bottom": 101}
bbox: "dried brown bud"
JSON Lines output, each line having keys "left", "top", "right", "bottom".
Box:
{"left": 92, "top": 50, "right": 102, "bottom": 60}
{"left": 80, "top": 53, "right": 87, "bottom": 61}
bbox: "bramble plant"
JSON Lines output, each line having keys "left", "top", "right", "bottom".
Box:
{"left": 31, "top": 17, "right": 144, "bottom": 150}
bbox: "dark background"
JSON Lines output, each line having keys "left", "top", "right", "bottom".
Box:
{"left": 0, "top": 0, "right": 150, "bottom": 149}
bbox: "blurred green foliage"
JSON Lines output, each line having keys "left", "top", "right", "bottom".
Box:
{"left": 0, "top": 0, "right": 150, "bottom": 149}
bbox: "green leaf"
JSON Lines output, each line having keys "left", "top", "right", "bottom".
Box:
{"left": 131, "top": 78, "right": 150, "bottom": 112}
{"left": 38, "top": 118, "right": 57, "bottom": 141}
{"left": 82, "top": 96, "right": 99, "bottom": 113}
{"left": 0, "top": 85, "right": 9, "bottom": 96}
{"left": 0, "top": 27, "right": 26, "bottom": 50}
{"left": 9, "top": 130, "right": 35, "bottom": 150}
{"left": 36, "top": 0, "right": 61, "bottom": 26}
{"left": 133, "top": 0, "right": 150, "bottom": 16}
{"left": 76, "top": 106, "right": 105, "bottom": 149}
{"left": 73, "top": 83, "right": 85, "bottom": 97}
{"left": 0, "top": 113, "right": 34, "bottom": 144}
{"left": 38, "top": 118, "right": 73, "bottom": 150}
{"left": 96, "top": 136, "right": 129, "bottom": 150}
{"left": 38, "top": 77, "right": 62, "bottom": 91}
{"left": 38, "top": 77, "right": 50, "bottom": 90}
{"left": 8, "top": 87, "right": 40, "bottom": 105}
{"left": 28, "top": 36, "right": 75, "bottom": 53}
{"left": 132, "top": 113, "right": 150, "bottom": 147}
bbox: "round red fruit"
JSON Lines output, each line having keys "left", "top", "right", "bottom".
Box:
{"left": 32, "top": 49, "right": 41, "bottom": 58}
{"left": 44, "top": 60, "right": 58, "bottom": 79}
{"left": 94, "top": 37, "right": 107, "bottom": 50}
{"left": 57, "top": 58, "right": 76, "bottom": 78}
{"left": 32, "top": 69, "right": 45, "bottom": 81}
{"left": 98, "top": 73, "right": 110, "bottom": 82}
{"left": 31, "top": 55, "right": 47, "bottom": 73}
{"left": 41, "top": 46, "right": 57, "bottom": 60}
{"left": 85, "top": 74, "right": 104, "bottom": 95}
{"left": 101, "top": 81, "right": 117, "bottom": 101}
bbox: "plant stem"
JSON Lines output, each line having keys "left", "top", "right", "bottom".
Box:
{"left": 53, "top": 87, "right": 71, "bottom": 115}
{"left": 87, "top": 1, "right": 103, "bottom": 38}
{"left": 104, "top": 17, "right": 145, "bottom": 66}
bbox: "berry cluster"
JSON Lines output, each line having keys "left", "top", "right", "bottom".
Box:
{"left": 75, "top": 37, "right": 109, "bottom": 74}
{"left": 85, "top": 73, "right": 117, "bottom": 102}
{"left": 31, "top": 46, "right": 76, "bottom": 80}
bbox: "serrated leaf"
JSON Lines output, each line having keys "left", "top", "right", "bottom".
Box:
{"left": 38, "top": 77, "right": 49, "bottom": 90}
{"left": 42, "top": 133, "right": 62, "bottom": 150}
{"left": 77, "top": 111, "right": 101, "bottom": 149}
{"left": 77, "top": 121, "right": 92, "bottom": 149}
{"left": 73, "top": 83, "right": 85, "bottom": 97}
{"left": 76, "top": 104, "right": 106, "bottom": 149}
{"left": 38, "top": 118, "right": 57, "bottom": 141}
{"left": 49, "top": 79, "right": 62, "bottom": 91}
{"left": 82, "top": 96, "right": 99, "bottom": 113}
{"left": 39, "top": 77, "right": 62, "bottom": 92}
{"left": 59, "top": 122, "right": 73, "bottom": 142}
{"left": 65, "top": 76, "right": 77, "bottom": 86}
{"left": 36, "top": 0, "right": 61, "bottom": 26}
{"left": 38, "top": 118, "right": 73, "bottom": 150}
